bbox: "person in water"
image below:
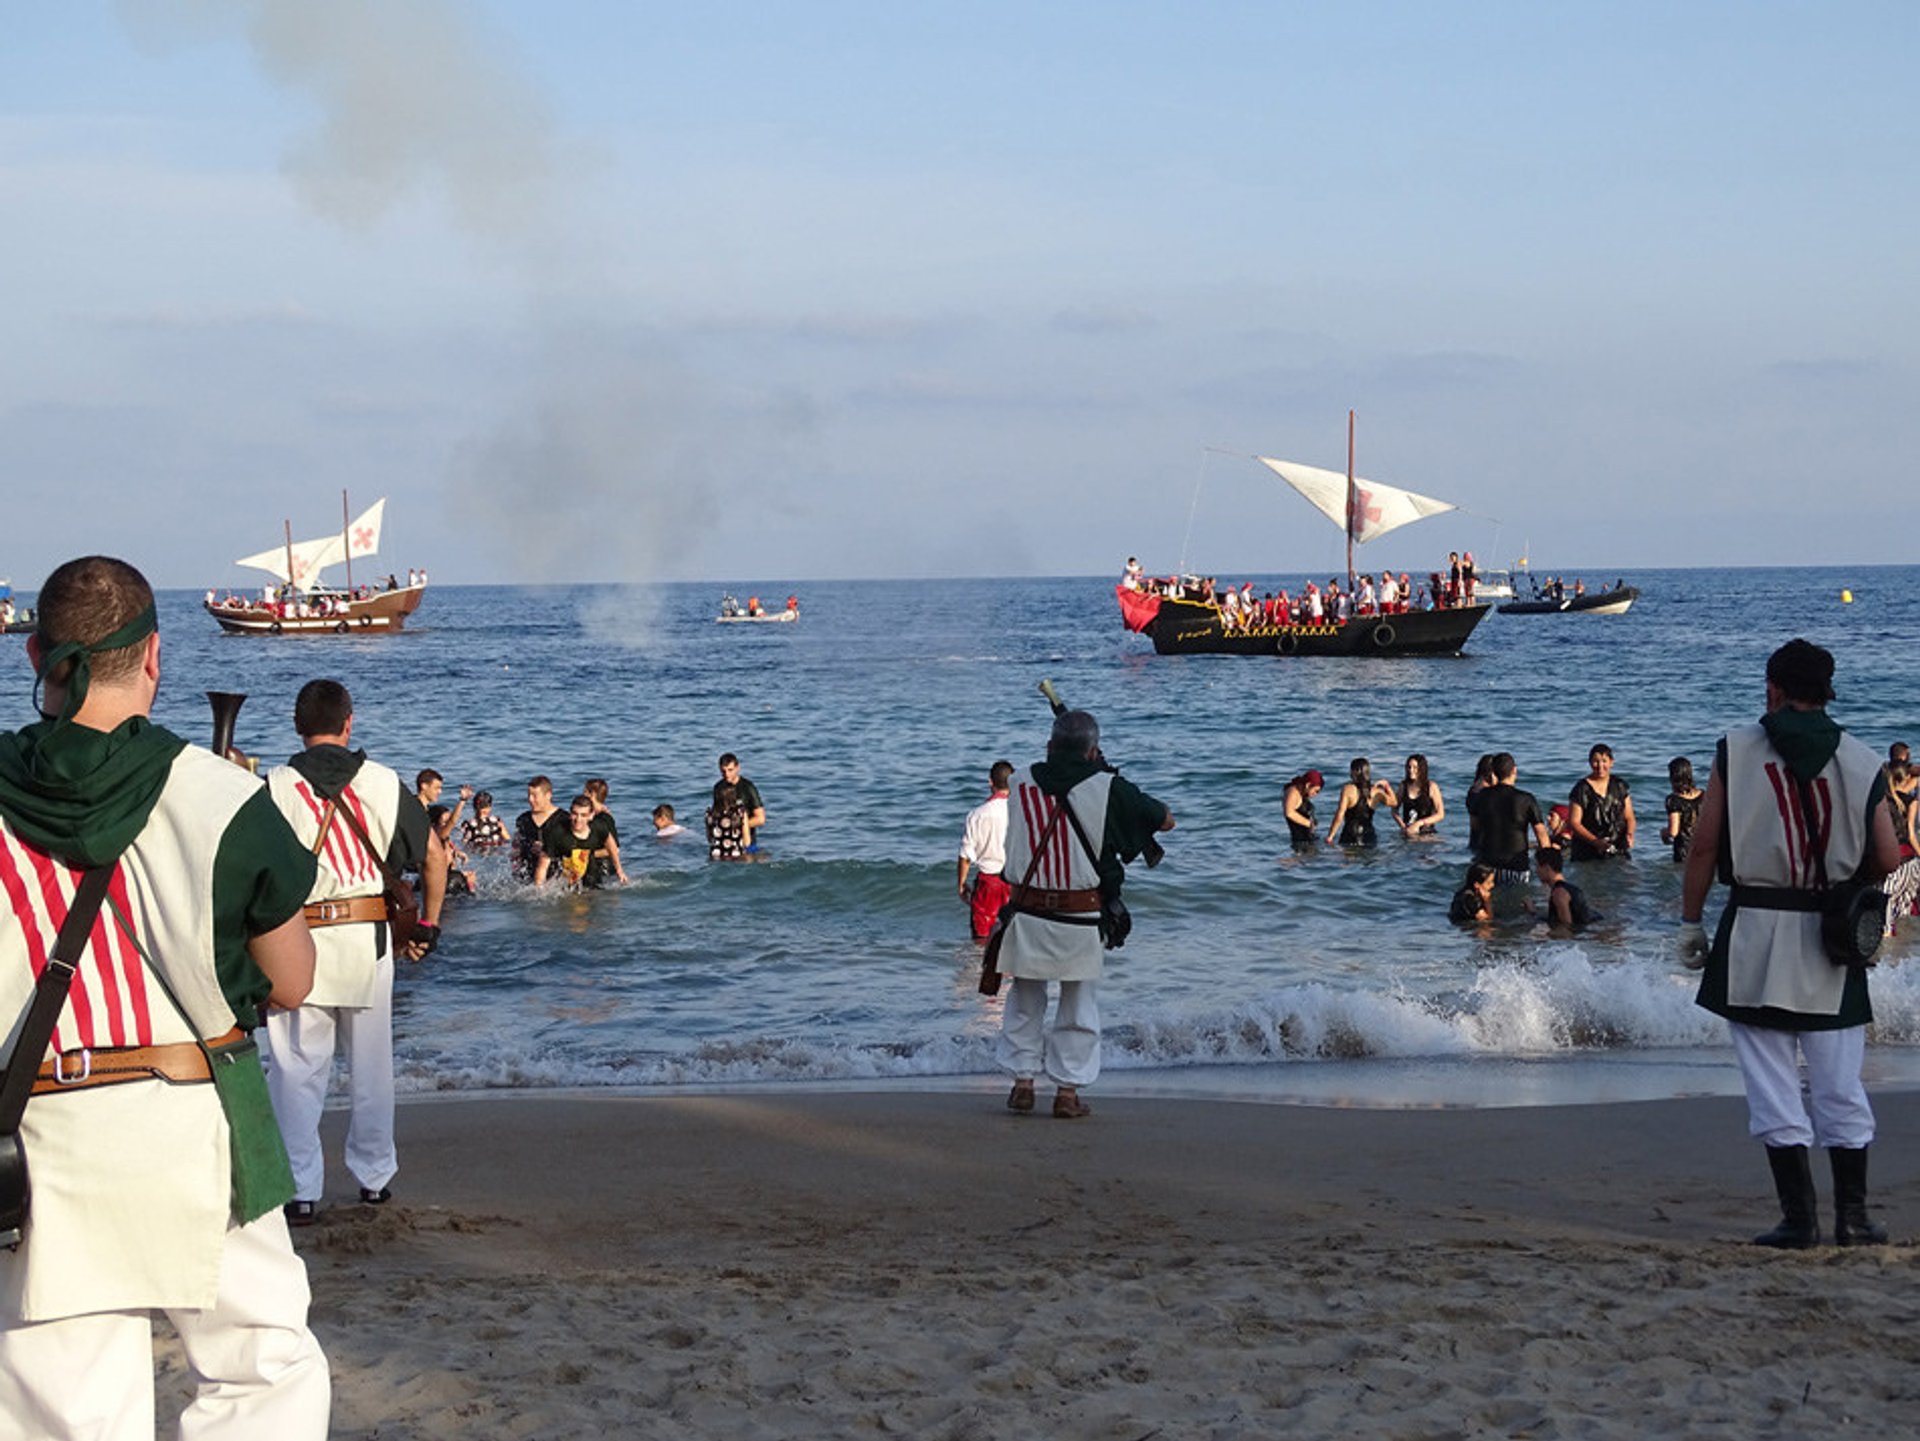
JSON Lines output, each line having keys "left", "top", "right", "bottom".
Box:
{"left": 1449, "top": 863, "right": 1496, "bottom": 925}
{"left": 535, "top": 794, "right": 628, "bottom": 888}
{"left": 1394, "top": 753, "right": 1445, "bottom": 837}
{"left": 1471, "top": 753, "right": 1551, "bottom": 887}
{"left": 652, "top": 803, "right": 686, "bottom": 838}
{"left": 1566, "top": 743, "right": 1635, "bottom": 859}
{"left": 1282, "top": 770, "right": 1324, "bottom": 851}
{"left": 460, "top": 789, "right": 510, "bottom": 851}
{"left": 714, "top": 753, "right": 767, "bottom": 842}
{"left": 1536, "top": 846, "right": 1593, "bottom": 933}
{"left": 512, "top": 776, "right": 559, "bottom": 881}
{"left": 1664, "top": 758, "right": 1705, "bottom": 863}
{"left": 1325, "top": 758, "right": 1391, "bottom": 847}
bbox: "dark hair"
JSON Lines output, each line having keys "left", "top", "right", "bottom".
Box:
{"left": 1767, "top": 638, "right": 1836, "bottom": 705}
{"left": 294, "top": 678, "right": 353, "bottom": 737}
{"left": 1349, "top": 757, "right": 1371, "bottom": 788}
{"left": 584, "top": 778, "right": 609, "bottom": 804}
{"left": 1465, "top": 863, "right": 1495, "bottom": 887}
{"left": 1668, "top": 756, "right": 1695, "bottom": 791}
{"left": 1588, "top": 743, "right": 1614, "bottom": 765}
{"left": 473, "top": 791, "right": 493, "bottom": 807}
{"left": 1474, "top": 753, "right": 1496, "bottom": 784}
{"left": 718, "top": 752, "right": 740, "bottom": 769}
{"left": 528, "top": 775, "right": 552, "bottom": 793}
{"left": 653, "top": 803, "right": 675, "bottom": 821}
{"left": 1492, "top": 752, "right": 1517, "bottom": 781}
{"left": 989, "top": 760, "right": 1015, "bottom": 790}
{"left": 416, "top": 768, "right": 443, "bottom": 791}
{"left": 1535, "top": 845, "right": 1565, "bottom": 873}
{"left": 36, "top": 556, "right": 155, "bottom": 687}
{"left": 1048, "top": 709, "right": 1101, "bottom": 760}
{"left": 569, "top": 794, "right": 594, "bottom": 811}
{"left": 1405, "top": 754, "right": 1429, "bottom": 786}
{"left": 428, "top": 804, "right": 451, "bottom": 827}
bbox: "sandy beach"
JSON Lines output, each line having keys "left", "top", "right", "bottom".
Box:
{"left": 164, "top": 1086, "right": 1920, "bottom": 1439}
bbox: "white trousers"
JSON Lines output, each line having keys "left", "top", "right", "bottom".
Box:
{"left": 0, "top": 1211, "right": 329, "bottom": 1441}
{"left": 996, "top": 978, "right": 1101, "bottom": 1088}
{"left": 1729, "top": 1022, "right": 1875, "bottom": 1149}
{"left": 262, "top": 952, "right": 397, "bottom": 1199}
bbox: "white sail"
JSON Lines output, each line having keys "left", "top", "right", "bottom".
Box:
{"left": 1257, "top": 458, "right": 1455, "bottom": 543}
{"left": 232, "top": 498, "right": 388, "bottom": 586}
{"left": 233, "top": 534, "right": 341, "bottom": 586}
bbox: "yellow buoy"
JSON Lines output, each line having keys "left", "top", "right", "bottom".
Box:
{"left": 1841, "top": 589, "right": 1854, "bottom": 604}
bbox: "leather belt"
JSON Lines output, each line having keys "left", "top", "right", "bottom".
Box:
{"left": 1015, "top": 887, "right": 1102, "bottom": 913}
{"left": 31, "top": 1026, "right": 244, "bottom": 1096}
{"left": 304, "top": 895, "right": 389, "bottom": 927}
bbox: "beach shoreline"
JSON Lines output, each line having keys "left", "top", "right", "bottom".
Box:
{"left": 176, "top": 1087, "right": 1920, "bottom": 1439}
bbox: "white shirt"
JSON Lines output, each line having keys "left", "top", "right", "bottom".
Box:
{"left": 958, "top": 792, "right": 1010, "bottom": 877}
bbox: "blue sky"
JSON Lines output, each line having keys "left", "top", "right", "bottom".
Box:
{"left": 4, "top": 2, "right": 1916, "bottom": 587}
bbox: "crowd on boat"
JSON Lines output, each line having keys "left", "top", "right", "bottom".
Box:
{"left": 207, "top": 572, "right": 426, "bottom": 618}
{"left": 718, "top": 593, "right": 799, "bottom": 619}
{"left": 1261, "top": 741, "right": 1920, "bottom": 941}
{"left": 1121, "top": 552, "right": 1486, "bottom": 628}
{"left": 1519, "top": 575, "right": 1628, "bottom": 603}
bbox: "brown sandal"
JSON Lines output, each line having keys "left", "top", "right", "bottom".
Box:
{"left": 1007, "top": 1079, "right": 1036, "bottom": 1114}
{"left": 1052, "top": 1089, "right": 1092, "bottom": 1119}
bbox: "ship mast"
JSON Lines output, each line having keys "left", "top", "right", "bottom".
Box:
{"left": 341, "top": 489, "right": 353, "bottom": 594}
{"left": 1345, "top": 409, "right": 1357, "bottom": 595}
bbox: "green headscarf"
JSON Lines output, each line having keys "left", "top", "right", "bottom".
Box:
{"left": 0, "top": 604, "right": 184, "bottom": 865}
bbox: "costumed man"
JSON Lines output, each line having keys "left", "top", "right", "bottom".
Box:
{"left": 1679, "top": 638, "right": 1900, "bottom": 1248}
{"left": 956, "top": 760, "right": 1014, "bottom": 941}
{"left": 262, "top": 679, "right": 440, "bottom": 1225}
{"left": 992, "top": 710, "right": 1173, "bottom": 1119}
{"left": 0, "top": 555, "right": 329, "bottom": 1438}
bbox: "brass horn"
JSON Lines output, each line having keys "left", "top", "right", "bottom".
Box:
{"left": 207, "top": 691, "right": 247, "bottom": 760}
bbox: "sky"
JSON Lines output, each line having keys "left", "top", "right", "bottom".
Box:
{"left": 3, "top": 1, "right": 1917, "bottom": 588}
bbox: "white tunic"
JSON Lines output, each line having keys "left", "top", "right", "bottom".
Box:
{"left": 958, "top": 793, "right": 1009, "bottom": 877}
{"left": 1, "top": 747, "right": 262, "bottom": 1321}
{"left": 998, "top": 767, "right": 1111, "bottom": 983}
{"left": 266, "top": 759, "right": 403, "bottom": 1008}
{"left": 1722, "top": 723, "right": 1880, "bottom": 1016}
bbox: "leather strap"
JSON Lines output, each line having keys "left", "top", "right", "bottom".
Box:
{"left": 0, "top": 867, "right": 115, "bottom": 1134}
{"left": 31, "top": 1027, "right": 242, "bottom": 1096}
{"left": 1017, "top": 886, "right": 1102, "bottom": 914}
{"left": 303, "top": 895, "right": 390, "bottom": 927}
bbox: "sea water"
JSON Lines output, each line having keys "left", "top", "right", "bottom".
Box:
{"left": 27, "top": 567, "right": 1920, "bottom": 1106}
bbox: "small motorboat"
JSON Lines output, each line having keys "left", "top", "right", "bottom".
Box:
{"left": 1497, "top": 584, "right": 1639, "bottom": 616}
{"left": 717, "top": 593, "right": 799, "bottom": 624}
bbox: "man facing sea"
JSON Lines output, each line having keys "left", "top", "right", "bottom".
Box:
{"left": 993, "top": 710, "right": 1173, "bottom": 1120}
{"left": 1680, "top": 638, "right": 1899, "bottom": 1248}
{"left": 957, "top": 761, "right": 1014, "bottom": 941}
{"left": 0, "top": 556, "right": 329, "bottom": 1436}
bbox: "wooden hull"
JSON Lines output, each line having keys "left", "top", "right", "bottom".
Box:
{"left": 206, "top": 585, "right": 425, "bottom": 635}
{"left": 1122, "top": 589, "right": 1490, "bottom": 657}
{"left": 1497, "top": 587, "right": 1638, "bottom": 616}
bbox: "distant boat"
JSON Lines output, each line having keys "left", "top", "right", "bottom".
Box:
{"left": 206, "top": 494, "right": 426, "bottom": 636}
{"left": 1117, "top": 413, "right": 1491, "bottom": 657}
{"left": 1498, "top": 582, "right": 1639, "bottom": 616}
{"left": 716, "top": 593, "right": 798, "bottom": 624}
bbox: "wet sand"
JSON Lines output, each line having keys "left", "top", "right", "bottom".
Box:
{"left": 179, "top": 1088, "right": 1920, "bottom": 1439}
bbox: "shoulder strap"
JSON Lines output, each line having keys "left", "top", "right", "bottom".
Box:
{"left": 311, "top": 778, "right": 403, "bottom": 890}
{"left": 0, "top": 866, "right": 115, "bottom": 1135}
{"left": 1004, "top": 794, "right": 1071, "bottom": 905}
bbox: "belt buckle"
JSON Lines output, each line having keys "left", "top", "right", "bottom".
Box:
{"left": 53, "top": 1049, "right": 92, "bottom": 1085}
{"left": 315, "top": 900, "right": 345, "bottom": 922}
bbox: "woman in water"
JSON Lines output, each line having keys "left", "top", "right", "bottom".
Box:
{"left": 1879, "top": 757, "right": 1920, "bottom": 934}
{"left": 1325, "top": 758, "right": 1392, "bottom": 848}
{"left": 1662, "top": 757, "right": 1704, "bottom": 863}
{"left": 1448, "top": 863, "right": 1496, "bottom": 925}
{"left": 1566, "top": 743, "right": 1634, "bottom": 860}
{"left": 1394, "top": 753, "right": 1446, "bottom": 837}
{"left": 1282, "top": 770, "right": 1324, "bottom": 851}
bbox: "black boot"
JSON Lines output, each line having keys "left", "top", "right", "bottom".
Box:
{"left": 1753, "top": 1144, "right": 1821, "bottom": 1248}
{"left": 1830, "top": 1146, "right": 1889, "bottom": 1246}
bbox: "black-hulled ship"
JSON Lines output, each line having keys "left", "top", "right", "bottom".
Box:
{"left": 1118, "top": 587, "right": 1488, "bottom": 656}
{"left": 1116, "top": 412, "right": 1491, "bottom": 658}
